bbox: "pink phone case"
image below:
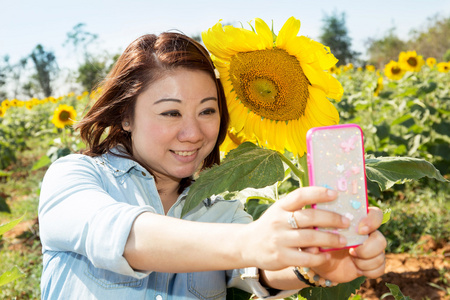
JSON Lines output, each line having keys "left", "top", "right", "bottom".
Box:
{"left": 306, "top": 124, "right": 369, "bottom": 251}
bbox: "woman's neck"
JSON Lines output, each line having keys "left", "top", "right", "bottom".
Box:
{"left": 156, "top": 177, "right": 181, "bottom": 215}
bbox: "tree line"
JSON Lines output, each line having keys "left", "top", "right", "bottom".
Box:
{"left": 1, "top": 13, "right": 449, "bottom": 100}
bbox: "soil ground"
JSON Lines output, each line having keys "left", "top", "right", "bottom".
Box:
{"left": 356, "top": 237, "right": 450, "bottom": 300}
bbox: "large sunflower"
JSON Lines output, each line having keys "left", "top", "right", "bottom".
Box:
{"left": 51, "top": 104, "right": 77, "bottom": 129}
{"left": 202, "top": 17, "right": 342, "bottom": 156}
{"left": 398, "top": 51, "right": 424, "bottom": 72}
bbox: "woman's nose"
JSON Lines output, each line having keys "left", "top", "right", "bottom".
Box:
{"left": 178, "top": 118, "right": 204, "bottom": 143}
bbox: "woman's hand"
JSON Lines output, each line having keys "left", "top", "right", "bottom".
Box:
{"left": 311, "top": 207, "right": 387, "bottom": 283}
{"left": 241, "top": 187, "right": 351, "bottom": 271}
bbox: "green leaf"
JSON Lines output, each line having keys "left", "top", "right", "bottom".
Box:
{"left": 182, "top": 142, "right": 284, "bottom": 217}
{"left": 0, "top": 195, "right": 11, "bottom": 213}
{"left": 391, "top": 114, "right": 414, "bottom": 128}
{"left": 385, "top": 283, "right": 413, "bottom": 300}
{"left": 365, "top": 156, "right": 448, "bottom": 191}
{"left": 299, "top": 277, "right": 366, "bottom": 300}
{"left": 0, "top": 215, "right": 25, "bottom": 236}
{"left": 382, "top": 208, "right": 391, "bottom": 224}
{"left": 31, "top": 154, "right": 51, "bottom": 171}
{"left": 226, "top": 287, "right": 252, "bottom": 300}
{"left": 246, "top": 198, "right": 272, "bottom": 220}
{"left": 0, "top": 266, "right": 26, "bottom": 287}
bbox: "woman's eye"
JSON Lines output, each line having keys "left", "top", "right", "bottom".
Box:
{"left": 161, "top": 111, "right": 181, "bottom": 117}
{"left": 201, "top": 108, "right": 217, "bottom": 115}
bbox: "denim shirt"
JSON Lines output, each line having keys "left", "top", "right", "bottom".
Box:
{"left": 38, "top": 149, "right": 297, "bottom": 300}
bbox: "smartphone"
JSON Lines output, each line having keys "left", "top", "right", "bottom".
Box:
{"left": 306, "top": 124, "right": 369, "bottom": 251}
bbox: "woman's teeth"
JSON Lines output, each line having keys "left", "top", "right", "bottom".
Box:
{"left": 173, "top": 150, "right": 196, "bottom": 156}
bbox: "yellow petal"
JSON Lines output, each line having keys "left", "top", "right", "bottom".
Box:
{"left": 254, "top": 18, "right": 273, "bottom": 49}
{"left": 276, "top": 17, "right": 300, "bottom": 49}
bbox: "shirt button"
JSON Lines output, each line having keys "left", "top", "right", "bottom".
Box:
{"left": 142, "top": 171, "right": 146, "bottom": 176}
{"left": 155, "top": 295, "right": 163, "bottom": 300}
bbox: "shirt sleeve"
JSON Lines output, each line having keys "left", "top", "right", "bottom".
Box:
{"left": 225, "top": 198, "right": 299, "bottom": 299}
{"left": 38, "top": 154, "right": 155, "bottom": 278}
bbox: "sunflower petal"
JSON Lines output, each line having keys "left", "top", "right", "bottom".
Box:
{"left": 276, "top": 16, "right": 300, "bottom": 49}
{"left": 254, "top": 18, "right": 274, "bottom": 49}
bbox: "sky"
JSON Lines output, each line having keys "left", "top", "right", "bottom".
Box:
{"left": 1, "top": 0, "right": 450, "bottom": 71}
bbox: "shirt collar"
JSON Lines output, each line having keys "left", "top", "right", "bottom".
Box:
{"left": 98, "top": 146, "right": 148, "bottom": 177}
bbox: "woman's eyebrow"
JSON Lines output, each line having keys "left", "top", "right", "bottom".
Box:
{"left": 154, "top": 97, "right": 217, "bottom": 105}
{"left": 201, "top": 97, "right": 218, "bottom": 103}
{"left": 154, "top": 98, "right": 181, "bottom": 105}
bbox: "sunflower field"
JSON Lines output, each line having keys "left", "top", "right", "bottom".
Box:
{"left": 1, "top": 21, "right": 449, "bottom": 299}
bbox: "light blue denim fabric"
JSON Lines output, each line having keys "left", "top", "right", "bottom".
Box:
{"left": 38, "top": 148, "right": 297, "bottom": 299}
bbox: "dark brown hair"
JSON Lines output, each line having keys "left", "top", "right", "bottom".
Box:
{"left": 75, "top": 32, "right": 229, "bottom": 192}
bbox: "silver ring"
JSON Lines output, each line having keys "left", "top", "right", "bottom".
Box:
{"left": 288, "top": 212, "right": 298, "bottom": 229}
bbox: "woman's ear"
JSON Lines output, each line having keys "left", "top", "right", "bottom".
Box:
{"left": 122, "top": 120, "right": 131, "bottom": 132}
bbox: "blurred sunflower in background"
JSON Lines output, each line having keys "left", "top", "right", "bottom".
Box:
{"left": 202, "top": 17, "right": 342, "bottom": 156}
{"left": 384, "top": 60, "right": 405, "bottom": 80}
{"left": 51, "top": 104, "right": 77, "bottom": 129}
{"left": 0, "top": 106, "right": 6, "bottom": 118}
{"left": 373, "top": 76, "right": 384, "bottom": 97}
{"left": 426, "top": 57, "right": 436, "bottom": 68}
{"left": 437, "top": 62, "right": 450, "bottom": 73}
{"left": 398, "top": 50, "right": 424, "bottom": 72}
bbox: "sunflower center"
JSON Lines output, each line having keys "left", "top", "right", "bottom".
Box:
{"left": 229, "top": 48, "right": 310, "bottom": 121}
{"left": 391, "top": 66, "right": 402, "bottom": 75}
{"left": 59, "top": 110, "right": 70, "bottom": 122}
{"left": 407, "top": 57, "right": 417, "bottom": 67}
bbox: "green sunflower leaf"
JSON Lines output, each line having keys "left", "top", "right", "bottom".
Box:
{"left": 0, "top": 215, "right": 25, "bottom": 236}
{"left": 299, "top": 277, "right": 366, "bottom": 300}
{"left": 384, "top": 283, "right": 413, "bottom": 300}
{"left": 181, "top": 142, "right": 284, "bottom": 217}
{"left": 365, "top": 156, "right": 448, "bottom": 192}
{"left": 0, "top": 266, "right": 25, "bottom": 287}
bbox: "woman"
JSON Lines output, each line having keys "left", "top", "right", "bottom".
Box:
{"left": 38, "top": 32, "right": 386, "bottom": 299}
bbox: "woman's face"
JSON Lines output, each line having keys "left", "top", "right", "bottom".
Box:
{"left": 123, "top": 68, "right": 220, "bottom": 182}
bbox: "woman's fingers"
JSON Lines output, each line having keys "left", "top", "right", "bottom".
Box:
{"left": 286, "top": 229, "right": 348, "bottom": 249}
{"left": 358, "top": 207, "right": 384, "bottom": 234}
{"left": 290, "top": 209, "right": 350, "bottom": 229}
{"left": 351, "top": 230, "right": 387, "bottom": 259}
{"left": 349, "top": 230, "right": 387, "bottom": 278}
{"left": 279, "top": 187, "right": 338, "bottom": 211}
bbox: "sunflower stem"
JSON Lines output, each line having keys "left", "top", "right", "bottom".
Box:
{"left": 297, "top": 154, "right": 309, "bottom": 187}
{"left": 277, "top": 152, "right": 307, "bottom": 188}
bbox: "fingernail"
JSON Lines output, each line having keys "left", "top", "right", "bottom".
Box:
{"left": 357, "top": 269, "right": 363, "bottom": 276}
{"left": 341, "top": 216, "right": 350, "bottom": 226}
{"left": 340, "top": 236, "right": 347, "bottom": 245}
{"left": 359, "top": 225, "right": 369, "bottom": 235}
{"left": 327, "top": 189, "right": 338, "bottom": 198}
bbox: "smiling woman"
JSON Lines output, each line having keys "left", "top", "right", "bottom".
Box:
{"left": 37, "top": 30, "right": 387, "bottom": 300}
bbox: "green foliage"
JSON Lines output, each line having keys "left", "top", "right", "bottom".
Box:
{"left": 29, "top": 44, "right": 58, "bottom": 97}
{"left": 408, "top": 15, "right": 450, "bottom": 61}
{"left": 366, "top": 15, "right": 450, "bottom": 67}
{"left": 382, "top": 283, "right": 413, "bottom": 300}
{"left": 182, "top": 142, "right": 285, "bottom": 216}
{"left": 226, "top": 288, "right": 252, "bottom": 300}
{"left": 0, "top": 216, "right": 26, "bottom": 287}
{"left": 365, "top": 156, "right": 448, "bottom": 194}
{"left": 378, "top": 182, "right": 450, "bottom": 253}
{"left": 366, "top": 28, "right": 407, "bottom": 68}
{"left": 298, "top": 277, "right": 366, "bottom": 300}
{"left": 77, "top": 57, "right": 109, "bottom": 92}
{"left": 319, "top": 11, "right": 358, "bottom": 66}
